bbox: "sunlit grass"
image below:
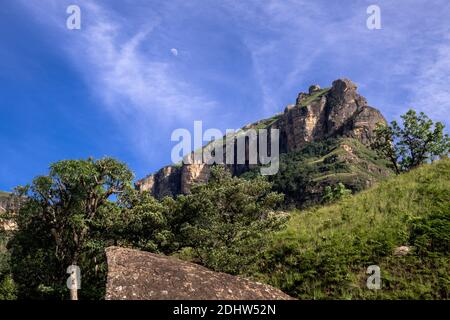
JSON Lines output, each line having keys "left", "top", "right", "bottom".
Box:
{"left": 255, "top": 158, "right": 450, "bottom": 299}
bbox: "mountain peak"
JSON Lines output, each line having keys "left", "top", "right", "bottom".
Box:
{"left": 136, "top": 79, "right": 387, "bottom": 199}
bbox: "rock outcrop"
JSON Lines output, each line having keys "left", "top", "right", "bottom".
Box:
{"left": 0, "top": 192, "right": 11, "bottom": 213}
{"left": 105, "top": 246, "right": 293, "bottom": 300}
{"left": 0, "top": 192, "right": 21, "bottom": 231}
{"left": 136, "top": 79, "right": 387, "bottom": 198}
{"left": 0, "top": 192, "right": 24, "bottom": 214}
{"left": 273, "top": 79, "right": 385, "bottom": 151}
{"left": 135, "top": 166, "right": 182, "bottom": 199}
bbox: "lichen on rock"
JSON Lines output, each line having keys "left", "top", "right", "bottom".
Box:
{"left": 104, "top": 247, "right": 294, "bottom": 300}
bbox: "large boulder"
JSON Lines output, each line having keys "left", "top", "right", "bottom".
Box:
{"left": 105, "top": 247, "right": 293, "bottom": 300}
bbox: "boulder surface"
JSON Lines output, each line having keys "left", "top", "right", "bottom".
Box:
{"left": 105, "top": 246, "right": 293, "bottom": 300}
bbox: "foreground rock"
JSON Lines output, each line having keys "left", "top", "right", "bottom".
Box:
{"left": 393, "top": 246, "right": 411, "bottom": 256}
{"left": 105, "top": 247, "right": 293, "bottom": 300}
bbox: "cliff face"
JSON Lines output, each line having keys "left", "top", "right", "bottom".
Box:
{"left": 0, "top": 192, "right": 21, "bottom": 231}
{"left": 0, "top": 193, "right": 8, "bottom": 213}
{"left": 135, "top": 166, "right": 182, "bottom": 199}
{"left": 0, "top": 192, "right": 22, "bottom": 214}
{"left": 276, "top": 79, "right": 385, "bottom": 151}
{"left": 136, "top": 79, "right": 386, "bottom": 199}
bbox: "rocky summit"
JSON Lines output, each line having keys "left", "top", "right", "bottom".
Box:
{"left": 136, "top": 79, "right": 387, "bottom": 199}
{"left": 104, "top": 247, "right": 293, "bottom": 300}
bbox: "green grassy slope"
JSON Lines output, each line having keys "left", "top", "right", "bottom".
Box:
{"left": 255, "top": 159, "right": 450, "bottom": 299}
{"left": 241, "top": 137, "right": 392, "bottom": 207}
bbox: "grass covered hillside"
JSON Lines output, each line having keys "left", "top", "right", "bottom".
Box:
{"left": 255, "top": 158, "right": 450, "bottom": 299}
{"left": 241, "top": 137, "right": 392, "bottom": 207}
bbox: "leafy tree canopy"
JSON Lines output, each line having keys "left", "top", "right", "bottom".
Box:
{"left": 372, "top": 109, "right": 450, "bottom": 173}
{"left": 9, "top": 157, "right": 134, "bottom": 299}
{"left": 174, "top": 166, "right": 285, "bottom": 275}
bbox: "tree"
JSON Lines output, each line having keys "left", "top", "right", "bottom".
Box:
{"left": 9, "top": 157, "right": 134, "bottom": 299}
{"left": 372, "top": 109, "right": 450, "bottom": 173}
{"left": 111, "top": 189, "right": 177, "bottom": 254}
{"left": 174, "top": 166, "right": 285, "bottom": 275}
{"left": 322, "top": 183, "right": 352, "bottom": 204}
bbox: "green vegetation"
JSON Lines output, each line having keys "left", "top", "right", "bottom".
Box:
{"left": 253, "top": 158, "right": 450, "bottom": 299}
{"left": 200, "top": 113, "right": 282, "bottom": 153}
{"left": 2, "top": 156, "right": 448, "bottom": 300}
{"left": 1, "top": 109, "right": 448, "bottom": 300}
{"left": 0, "top": 191, "right": 17, "bottom": 300}
{"left": 0, "top": 231, "right": 16, "bottom": 300}
{"left": 173, "top": 166, "right": 285, "bottom": 275}
{"left": 298, "top": 88, "right": 330, "bottom": 107}
{"left": 2, "top": 160, "right": 284, "bottom": 299}
{"left": 321, "top": 182, "right": 351, "bottom": 203}
{"left": 8, "top": 157, "right": 134, "bottom": 299}
{"left": 372, "top": 109, "right": 450, "bottom": 173}
{"left": 252, "top": 114, "right": 282, "bottom": 130}
{"left": 242, "top": 137, "right": 391, "bottom": 207}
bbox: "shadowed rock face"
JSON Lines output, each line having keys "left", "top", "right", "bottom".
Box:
{"left": 135, "top": 166, "right": 182, "bottom": 199}
{"left": 0, "top": 192, "right": 12, "bottom": 213}
{"left": 136, "top": 79, "right": 386, "bottom": 199}
{"left": 105, "top": 247, "right": 293, "bottom": 300}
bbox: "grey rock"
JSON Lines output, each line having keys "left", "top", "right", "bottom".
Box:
{"left": 308, "top": 84, "right": 321, "bottom": 94}
{"left": 105, "top": 247, "right": 294, "bottom": 300}
{"left": 393, "top": 246, "right": 411, "bottom": 256}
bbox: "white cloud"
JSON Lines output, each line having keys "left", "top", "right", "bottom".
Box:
{"left": 19, "top": 0, "right": 217, "bottom": 159}
{"left": 404, "top": 35, "right": 450, "bottom": 124}
{"left": 221, "top": 0, "right": 359, "bottom": 113}
{"left": 78, "top": 3, "right": 216, "bottom": 118}
{"left": 73, "top": 4, "right": 217, "bottom": 158}
{"left": 16, "top": 0, "right": 450, "bottom": 142}
{"left": 223, "top": 0, "right": 450, "bottom": 127}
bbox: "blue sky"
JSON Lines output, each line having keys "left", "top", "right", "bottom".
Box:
{"left": 1, "top": 0, "right": 449, "bottom": 191}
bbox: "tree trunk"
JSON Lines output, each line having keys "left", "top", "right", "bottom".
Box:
{"left": 70, "top": 287, "right": 78, "bottom": 301}
{"left": 68, "top": 262, "right": 80, "bottom": 301}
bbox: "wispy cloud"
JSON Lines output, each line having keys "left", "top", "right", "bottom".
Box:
{"left": 77, "top": 3, "right": 215, "bottom": 118}
{"left": 19, "top": 0, "right": 218, "bottom": 159}
{"left": 221, "top": 0, "right": 370, "bottom": 113}
{"left": 69, "top": 2, "right": 217, "bottom": 157}
{"left": 404, "top": 34, "right": 450, "bottom": 124}
{"left": 16, "top": 0, "right": 450, "bottom": 145}
{"left": 223, "top": 0, "right": 450, "bottom": 126}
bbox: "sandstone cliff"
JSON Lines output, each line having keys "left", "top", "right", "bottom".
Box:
{"left": 0, "top": 192, "right": 10, "bottom": 213}
{"left": 136, "top": 79, "right": 386, "bottom": 199}
{"left": 0, "top": 192, "right": 20, "bottom": 231}
{"left": 105, "top": 246, "right": 293, "bottom": 300}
